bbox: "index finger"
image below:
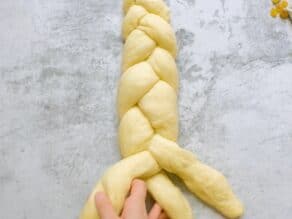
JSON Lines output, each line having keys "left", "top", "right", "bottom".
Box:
{"left": 130, "top": 179, "right": 147, "bottom": 201}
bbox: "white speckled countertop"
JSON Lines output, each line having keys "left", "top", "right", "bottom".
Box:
{"left": 0, "top": 0, "right": 292, "bottom": 218}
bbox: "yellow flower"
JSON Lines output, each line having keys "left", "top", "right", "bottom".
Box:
{"left": 272, "top": 0, "right": 281, "bottom": 4}
{"left": 280, "top": 9, "right": 289, "bottom": 19}
{"left": 270, "top": 7, "right": 279, "bottom": 17}
{"left": 280, "top": 0, "right": 289, "bottom": 8}
{"left": 270, "top": 0, "right": 290, "bottom": 19}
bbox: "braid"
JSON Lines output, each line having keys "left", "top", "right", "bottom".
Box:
{"left": 80, "top": 1, "right": 243, "bottom": 219}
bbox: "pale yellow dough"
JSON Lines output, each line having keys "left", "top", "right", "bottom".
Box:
{"left": 80, "top": 1, "right": 244, "bottom": 219}
{"left": 288, "top": 3, "right": 292, "bottom": 18}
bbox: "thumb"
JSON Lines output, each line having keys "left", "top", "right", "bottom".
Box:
{"left": 95, "top": 192, "right": 118, "bottom": 219}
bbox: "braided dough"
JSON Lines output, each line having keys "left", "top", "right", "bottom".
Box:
{"left": 80, "top": 1, "right": 244, "bottom": 218}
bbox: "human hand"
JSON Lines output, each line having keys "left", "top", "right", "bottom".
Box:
{"left": 95, "top": 179, "right": 168, "bottom": 219}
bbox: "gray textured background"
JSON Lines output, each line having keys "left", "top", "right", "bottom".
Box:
{"left": 0, "top": 0, "right": 292, "bottom": 218}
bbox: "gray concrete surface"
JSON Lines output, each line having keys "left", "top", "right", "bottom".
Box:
{"left": 0, "top": 0, "right": 292, "bottom": 218}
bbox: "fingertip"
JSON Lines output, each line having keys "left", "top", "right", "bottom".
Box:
{"left": 132, "top": 179, "right": 146, "bottom": 188}
{"left": 149, "top": 203, "right": 162, "bottom": 219}
{"left": 95, "top": 192, "right": 106, "bottom": 205}
{"left": 131, "top": 179, "right": 147, "bottom": 199}
{"left": 151, "top": 203, "right": 162, "bottom": 212}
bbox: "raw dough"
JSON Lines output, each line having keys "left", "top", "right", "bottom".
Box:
{"left": 288, "top": 0, "right": 292, "bottom": 18}
{"left": 80, "top": 1, "right": 244, "bottom": 219}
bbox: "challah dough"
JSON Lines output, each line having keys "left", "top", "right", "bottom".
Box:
{"left": 80, "top": 1, "right": 244, "bottom": 219}
{"left": 288, "top": 1, "right": 292, "bottom": 18}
